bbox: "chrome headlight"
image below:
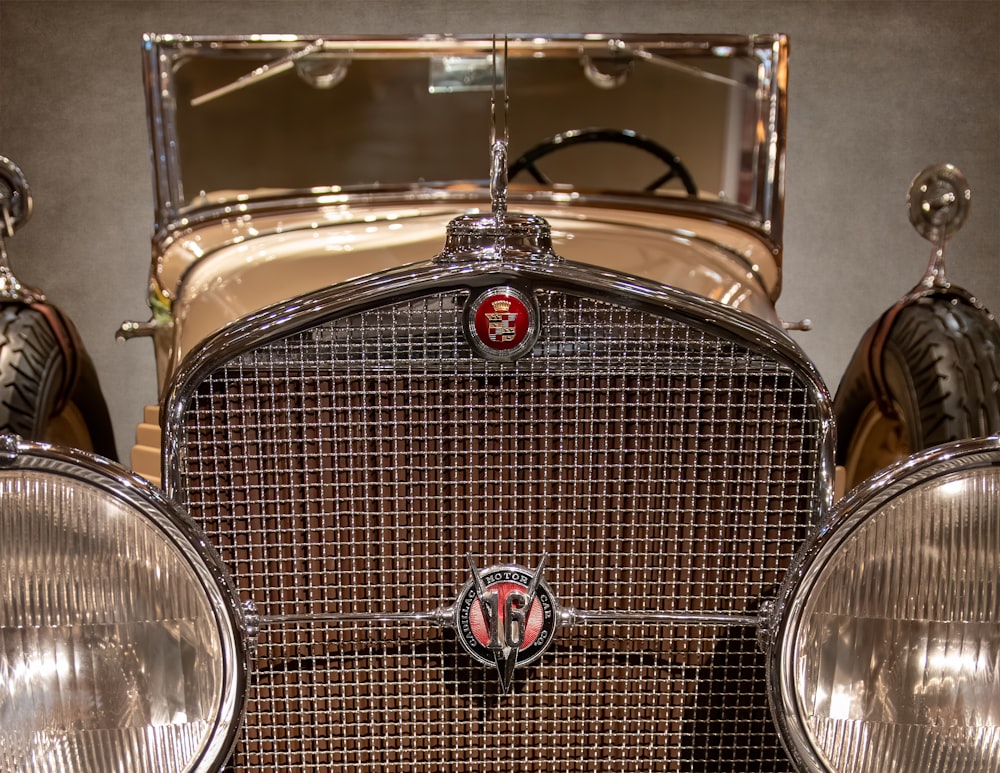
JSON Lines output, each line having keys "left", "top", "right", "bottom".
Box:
{"left": 0, "top": 439, "right": 246, "bottom": 771}
{"left": 773, "top": 437, "right": 1000, "bottom": 773}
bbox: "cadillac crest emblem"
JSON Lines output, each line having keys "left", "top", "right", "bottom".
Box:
{"left": 464, "top": 286, "right": 539, "bottom": 361}
{"left": 455, "top": 553, "right": 558, "bottom": 694}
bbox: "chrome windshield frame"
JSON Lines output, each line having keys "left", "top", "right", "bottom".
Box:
{"left": 142, "top": 33, "right": 789, "bottom": 254}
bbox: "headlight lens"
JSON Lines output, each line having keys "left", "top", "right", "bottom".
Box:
{"left": 776, "top": 439, "right": 1000, "bottom": 773}
{"left": 0, "top": 441, "right": 244, "bottom": 771}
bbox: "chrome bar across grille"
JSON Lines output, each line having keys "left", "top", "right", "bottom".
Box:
{"left": 169, "top": 281, "right": 827, "bottom": 772}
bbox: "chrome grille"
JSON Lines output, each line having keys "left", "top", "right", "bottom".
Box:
{"left": 172, "top": 289, "right": 823, "bottom": 772}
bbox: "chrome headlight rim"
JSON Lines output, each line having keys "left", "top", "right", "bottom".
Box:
{"left": 768, "top": 436, "right": 1000, "bottom": 773}
{"left": 0, "top": 436, "right": 248, "bottom": 773}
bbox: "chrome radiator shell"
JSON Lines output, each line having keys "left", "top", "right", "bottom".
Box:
{"left": 163, "top": 260, "right": 833, "bottom": 772}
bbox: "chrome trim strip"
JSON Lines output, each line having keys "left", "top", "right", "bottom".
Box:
{"left": 260, "top": 611, "right": 454, "bottom": 627}
{"left": 564, "top": 609, "right": 760, "bottom": 627}
{"left": 154, "top": 183, "right": 780, "bottom": 264}
{"left": 756, "top": 35, "right": 788, "bottom": 246}
{"left": 142, "top": 34, "right": 175, "bottom": 237}
{"left": 256, "top": 607, "right": 761, "bottom": 629}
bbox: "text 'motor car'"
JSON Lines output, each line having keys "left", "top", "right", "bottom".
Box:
{"left": 1, "top": 34, "right": 997, "bottom": 773}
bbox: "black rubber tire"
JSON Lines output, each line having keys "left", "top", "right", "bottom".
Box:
{"left": 835, "top": 296, "right": 1000, "bottom": 487}
{"left": 0, "top": 305, "right": 117, "bottom": 460}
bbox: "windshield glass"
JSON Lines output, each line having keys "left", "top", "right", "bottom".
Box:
{"left": 145, "top": 35, "right": 786, "bottom": 237}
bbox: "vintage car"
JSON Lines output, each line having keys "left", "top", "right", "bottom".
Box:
{"left": 1, "top": 33, "right": 998, "bottom": 773}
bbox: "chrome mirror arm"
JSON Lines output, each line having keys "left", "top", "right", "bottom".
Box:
{"left": 0, "top": 156, "right": 43, "bottom": 303}
{"left": 906, "top": 163, "right": 972, "bottom": 291}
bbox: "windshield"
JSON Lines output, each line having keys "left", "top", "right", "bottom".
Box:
{"left": 144, "top": 34, "right": 787, "bottom": 241}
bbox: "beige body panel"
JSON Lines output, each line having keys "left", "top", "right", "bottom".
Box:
{"left": 131, "top": 405, "right": 161, "bottom": 487}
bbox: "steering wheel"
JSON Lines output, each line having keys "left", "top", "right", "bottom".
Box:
{"left": 508, "top": 128, "right": 697, "bottom": 195}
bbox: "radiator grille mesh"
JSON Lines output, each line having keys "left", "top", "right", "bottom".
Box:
{"left": 173, "top": 289, "right": 821, "bottom": 771}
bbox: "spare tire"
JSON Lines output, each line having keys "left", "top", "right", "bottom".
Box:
{"left": 0, "top": 303, "right": 117, "bottom": 460}
{"left": 835, "top": 295, "right": 1000, "bottom": 490}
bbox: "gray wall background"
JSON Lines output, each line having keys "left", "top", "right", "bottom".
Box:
{"left": 0, "top": 0, "right": 997, "bottom": 460}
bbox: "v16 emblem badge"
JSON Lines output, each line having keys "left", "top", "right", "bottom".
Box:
{"left": 455, "top": 553, "right": 558, "bottom": 694}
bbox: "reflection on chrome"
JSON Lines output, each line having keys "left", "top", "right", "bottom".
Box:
{"left": 777, "top": 443, "right": 1000, "bottom": 773}
{"left": 0, "top": 443, "right": 245, "bottom": 773}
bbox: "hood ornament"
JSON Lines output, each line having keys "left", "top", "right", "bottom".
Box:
{"left": 435, "top": 141, "right": 561, "bottom": 266}
{"left": 434, "top": 36, "right": 561, "bottom": 267}
{"left": 455, "top": 553, "right": 558, "bottom": 694}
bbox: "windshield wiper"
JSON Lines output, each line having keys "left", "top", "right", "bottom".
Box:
{"left": 191, "top": 38, "right": 325, "bottom": 106}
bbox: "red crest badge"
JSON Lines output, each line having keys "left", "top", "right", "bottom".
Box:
{"left": 464, "top": 286, "right": 539, "bottom": 361}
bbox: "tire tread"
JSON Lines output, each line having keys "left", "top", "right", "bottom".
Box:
{"left": 835, "top": 296, "right": 1000, "bottom": 473}
{"left": 0, "top": 306, "right": 64, "bottom": 439}
{"left": 885, "top": 299, "right": 1000, "bottom": 448}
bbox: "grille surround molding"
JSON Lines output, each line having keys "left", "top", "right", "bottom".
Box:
{"left": 162, "top": 257, "right": 835, "bottom": 770}
{"left": 163, "top": 258, "right": 833, "bottom": 451}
